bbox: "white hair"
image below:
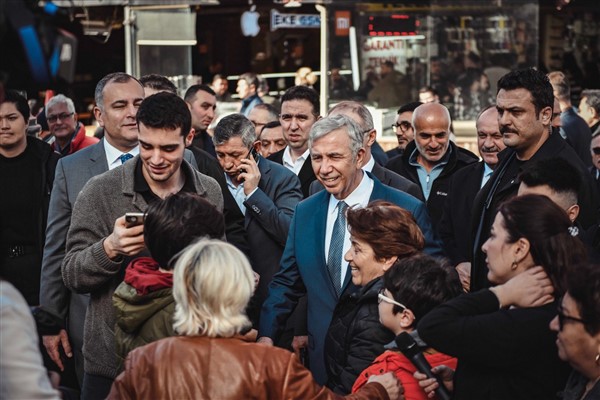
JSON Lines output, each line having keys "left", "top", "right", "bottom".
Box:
{"left": 172, "top": 239, "right": 254, "bottom": 337}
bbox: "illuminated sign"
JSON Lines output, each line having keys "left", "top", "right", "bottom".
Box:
{"left": 271, "top": 9, "right": 320, "bottom": 31}
{"left": 366, "top": 15, "right": 420, "bottom": 37}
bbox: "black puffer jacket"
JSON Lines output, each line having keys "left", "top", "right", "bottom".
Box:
{"left": 324, "top": 278, "right": 394, "bottom": 394}
{"left": 386, "top": 140, "right": 479, "bottom": 231}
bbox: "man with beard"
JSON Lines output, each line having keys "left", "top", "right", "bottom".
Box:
{"left": 386, "top": 102, "right": 421, "bottom": 159}
{"left": 439, "top": 105, "right": 505, "bottom": 291}
{"left": 385, "top": 102, "right": 478, "bottom": 231}
{"left": 470, "top": 68, "right": 597, "bottom": 292}
{"left": 184, "top": 84, "right": 217, "bottom": 157}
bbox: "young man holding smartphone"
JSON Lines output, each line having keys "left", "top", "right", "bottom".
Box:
{"left": 61, "top": 92, "right": 223, "bottom": 400}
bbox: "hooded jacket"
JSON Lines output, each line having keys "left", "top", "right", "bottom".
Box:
{"left": 113, "top": 257, "right": 175, "bottom": 372}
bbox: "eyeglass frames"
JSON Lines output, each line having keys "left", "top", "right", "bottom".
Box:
{"left": 391, "top": 121, "right": 412, "bottom": 132}
{"left": 47, "top": 112, "right": 74, "bottom": 123}
{"left": 556, "top": 298, "right": 587, "bottom": 331}
{"left": 592, "top": 147, "right": 600, "bottom": 156}
{"left": 378, "top": 288, "right": 407, "bottom": 311}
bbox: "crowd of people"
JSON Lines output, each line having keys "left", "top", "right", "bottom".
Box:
{"left": 1, "top": 65, "right": 600, "bottom": 400}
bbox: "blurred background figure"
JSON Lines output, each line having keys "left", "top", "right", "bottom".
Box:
{"left": 330, "top": 67, "right": 353, "bottom": 100}
{"left": 368, "top": 61, "right": 410, "bottom": 109}
{"left": 108, "top": 239, "right": 402, "bottom": 400}
{"left": 211, "top": 74, "right": 233, "bottom": 103}
{"left": 295, "top": 66, "right": 318, "bottom": 89}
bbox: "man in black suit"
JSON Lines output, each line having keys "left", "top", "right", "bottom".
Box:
{"left": 439, "top": 105, "right": 505, "bottom": 291}
{"left": 268, "top": 86, "right": 320, "bottom": 198}
{"left": 309, "top": 101, "right": 423, "bottom": 200}
{"left": 470, "top": 68, "right": 597, "bottom": 292}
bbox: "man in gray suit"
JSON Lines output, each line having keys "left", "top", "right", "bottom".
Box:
{"left": 213, "top": 114, "right": 302, "bottom": 325}
{"left": 40, "top": 72, "right": 144, "bottom": 386}
{"left": 309, "top": 101, "right": 424, "bottom": 200}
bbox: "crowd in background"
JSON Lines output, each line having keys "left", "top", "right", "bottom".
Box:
{"left": 1, "top": 63, "right": 600, "bottom": 400}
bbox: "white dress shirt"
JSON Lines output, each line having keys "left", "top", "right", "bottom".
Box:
{"left": 324, "top": 172, "right": 374, "bottom": 288}
{"left": 104, "top": 138, "right": 139, "bottom": 170}
{"left": 362, "top": 156, "right": 375, "bottom": 173}
{"left": 282, "top": 146, "right": 310, "bottom": 175}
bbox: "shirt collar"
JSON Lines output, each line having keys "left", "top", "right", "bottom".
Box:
{"left": 282, "top": 146, "right": 309, "bottom": 166}
{"left": 362, "top": 155, "right": 375, "bottom": 173}
{"left": 327, "top": 171, "right": 374, "bottom": 215}
{"left": 104, "top": 137, "right": 139, "bottom": 170}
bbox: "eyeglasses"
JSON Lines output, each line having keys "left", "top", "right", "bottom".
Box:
{"left": 557, "top": 299, "right": 587, "bottom": 331}
{"left": 592, "top": 147, "right": 600, "bottom": 155}
{"left": 47, "top": 112, "right": 74, "bottom": 123}
{"left": 378, "top": 288, "right": 407, "bottom": 310}
{"left": 391, "top": 121, "right": 412, "bottom": 132}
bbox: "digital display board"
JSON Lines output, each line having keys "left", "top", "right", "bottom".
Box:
{"left": 366, "top": 15, "right": 420, "bottom": 37}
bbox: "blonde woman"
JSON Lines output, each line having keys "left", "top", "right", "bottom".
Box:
{"left": 108, "top": 239, "right": 402, "bottom": 400}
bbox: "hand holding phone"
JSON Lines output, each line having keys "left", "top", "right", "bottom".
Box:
{"left": 238, "top": 148, "right": 261, "bottom": 196}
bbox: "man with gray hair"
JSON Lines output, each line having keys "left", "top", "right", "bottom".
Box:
{"left": 46, "top": 94, "right": 98, "bottom": 156}
{"left": 309, "top": 100, "right": 423, "bottom": 200}
{"left": 213, "top": 113, "right": 302, "bottom": 326}
{"left": 258, "top": 114, "right": 441, "bottom": 385}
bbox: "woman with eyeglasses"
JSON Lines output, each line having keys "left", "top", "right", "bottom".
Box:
{"left": 417, "top": 194, "right": 586, "bottom": 400}
{"left": 352, "top": 254, "right": 461, "bottom": 399}
{"left": 108, "top": 239, "right": 402, "bottom": 400}
{"left": 324, "top": 201, "right": 425, "bottom": 394}
{"left": 549, "top": 262, "right": 600, "bottom": 400}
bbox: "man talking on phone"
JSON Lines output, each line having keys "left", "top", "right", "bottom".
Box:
{"left": 61, "top": 92, "right": 223, "bottom": 400}
{"left": 213, "top": 114, "right": 302, "bottom": 327}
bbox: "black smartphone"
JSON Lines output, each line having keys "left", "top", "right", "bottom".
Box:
{"left": 248, "top": 147, "right": 259, "bottom": 162}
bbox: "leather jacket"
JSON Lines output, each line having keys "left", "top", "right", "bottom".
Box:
{"left": 108, "top": 336, "right": 390, "bottom": 400}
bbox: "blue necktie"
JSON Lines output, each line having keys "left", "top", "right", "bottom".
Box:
{"left": 327, "top": 201, "right": 348, "bottom": 296}
{"left": 120, "top": 153, "right": 133, "bottom": 164}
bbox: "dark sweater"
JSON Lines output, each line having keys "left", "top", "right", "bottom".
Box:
{"left": 418, "top": 289, "right": 571, "bottom": 400}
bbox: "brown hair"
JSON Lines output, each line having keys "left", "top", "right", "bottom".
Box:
{"left": 346, "top": 200, "right": 424, "bottom": 261}
{"left": 498, "top": 194, "right": 587, "bottom": 296}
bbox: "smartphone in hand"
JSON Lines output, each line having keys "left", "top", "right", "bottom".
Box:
{"left": 125, "top": 212, "right": 145, "bottom": 227}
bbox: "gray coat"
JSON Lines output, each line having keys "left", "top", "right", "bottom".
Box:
{"left": 61, "top": 155, "right": 221, "bottom": 379}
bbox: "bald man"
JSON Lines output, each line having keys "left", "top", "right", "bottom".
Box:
{"left": 439, "top": 105, "right": 506, "bottom": 291}
{"left": 386, "top": 102, "right": 478, "bottom": 231}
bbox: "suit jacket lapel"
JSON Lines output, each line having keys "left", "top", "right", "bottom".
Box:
{"left": 245, "top": 159, "right": 271, "bottom": 229}
{"left": 89, "top": 140, "right": 109, "bottom": 176}
{"left": 298, "top": 158, "right": 314, "bottom": 187}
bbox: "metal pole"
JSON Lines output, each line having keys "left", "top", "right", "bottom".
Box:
{"left": 316, "top": 3, "right": 328, "bottom": 116}
{"left": 124, "top": 6, "right": 133, "bottom": 75}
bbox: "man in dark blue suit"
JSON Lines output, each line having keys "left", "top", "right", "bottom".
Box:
{"left": 258, "top": 114, "right": 442, "bottom": 384}
{"left": 213, "top": 114, "right": 303, "bottom": 326}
